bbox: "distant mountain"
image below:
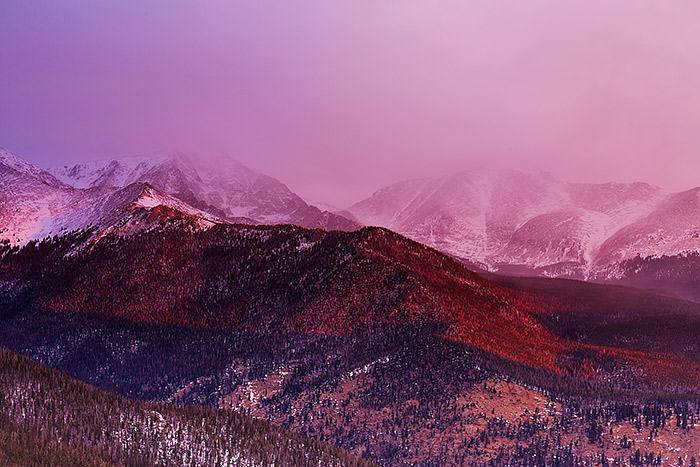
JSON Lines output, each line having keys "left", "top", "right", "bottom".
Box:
{"left": 50, "top": 152, "right": 360, "bottom": 231}
{"left": 34, "top": 182, "right": 227, "bottom": 241}
{"left": 0, "top": 148, "right": 109, "bottom": 246}
{"left": 309, "top": 201, "right": 361, "bottom": 224}
{"left": 593, "top": 187, "right": 700, "bottom": 268}
{"left": 0, "top": 148, "right": 359, "bottom": 245}
{"left": 348, "top": 170, "right": 700, "bottom": 282}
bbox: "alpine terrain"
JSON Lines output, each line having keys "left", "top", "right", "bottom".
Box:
{"left": 0, "top": 149, "right": 358, "bottom": 247}
{"left": 349, "top": 170, "right": 700, "bottom": 299}
{"left": 49, "top": 151, "right": 360, "bottom": 231}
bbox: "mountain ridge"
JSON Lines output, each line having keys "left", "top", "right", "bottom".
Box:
{"left": 0, "top": 148, "right": 112, "bottom": 246}
{"left": 348, "top": 170, "right": 700, "bottom": 283}
{"left": 4, "top": 221, "right": 699, "bottom": 387}
{"left": 49, "top": 151, "right": 360, "bottom": 231}
{"left": 0, "top": 149, "right": 359, "bottom": 246}
{"left": 6, "top": 147, "right": 700, "bottom": 299}
{"left": 34, "top": 182, "right": 228, "bottom": 241}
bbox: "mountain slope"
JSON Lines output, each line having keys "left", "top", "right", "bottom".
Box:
{"left": 0, "top": 347, "right": 371, "bottom": 467}
{"left": 487, "top": 273, "right": 700, "bottom": 361}
{"left": 349, "top": 170, "right": 682, "bottom": 279}
{"left": 34, "top": 182, "right": 227, "bottom": 240}
{"left": 3, "top": 222, "right": 699, "bottom": 386}
{"left": 0, "top": 148, "right": 109, "bottom": 246}
{"left": 594, "top": 187, "right": 700, "bottom": 268}
{"left": 3, "top": 224, "right": 560, "bottom": 368}
{"left": 50, "top": 152, "right": 360, "bottom": 231}
{"left": 4, "top": 224, "right": 700, "bottom": 464}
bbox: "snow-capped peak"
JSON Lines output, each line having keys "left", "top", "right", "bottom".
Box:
{"left": 48, "top": 151, "right": 182, "bottom": 189}
{"left": 130, "top": 183, "right": 225, "bottom": 223}
{"left": 348, "top": 169, "right": 671, "bottom": 277}
{"left": 32, "top": 182, "right": 226, "bottom": 242}
{"left": 0, "top": 147, "right": 66, "bottom": 188}
{"left": 48, "top": 151, "right": 360, "bottom": 231}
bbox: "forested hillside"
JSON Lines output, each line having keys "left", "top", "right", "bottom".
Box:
{"left": 0, "top": 347, "right": 371, "bottom": 467}
{"left": 3, "top": 224, "right": 700, "bottom": 386}
{"left": 3, "top": 224, "right": 700, "bottom": 465}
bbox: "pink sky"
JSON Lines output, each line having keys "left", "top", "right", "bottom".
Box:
{"left": 2, "top": 1, "right": 700, "bottom": 206}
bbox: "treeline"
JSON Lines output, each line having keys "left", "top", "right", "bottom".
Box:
{"left": 0, "top": 347, "right": 372, "bottom": 467}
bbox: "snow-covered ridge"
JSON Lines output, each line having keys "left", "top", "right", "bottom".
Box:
{"left": 0, "top": 147, "right": 67, "bottom": 188}
{"left": 348, "top": 170, "right": 698, "bottom": 278}
{"left": 5, "top": 147, "right": 700, "bottom": 282}
{"left": 131, "top": 183, "right": 224, "bottom": 222}
{"left": 0, "top": 148, "right": 103, "bottom": 245}
{"left": 49, "top": 151, "right": 360, "bottom": 231}
{"left": 33, "top": 182, "right": 226, "bottom": 241}
{"left": 1, "top": 148, "right": 358, "bottom": 246}
{"left": 49, "top": 152, "right": 176, "bottom": 189}
{"left": 0, "top": 147, "right": 229, "bottom": 245}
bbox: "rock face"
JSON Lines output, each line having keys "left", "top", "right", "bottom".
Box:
{"left": 348, "top": 169, "right": 700, "bottom": 279}
{"left": 49, "top": 152, "right": 360, "bottom": 231}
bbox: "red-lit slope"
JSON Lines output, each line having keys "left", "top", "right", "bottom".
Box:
{"left": 4, "top": 224, "right": 700, "bottom": 386}
{"left": 289, "top": 228, "right": 568, "bottom": 371}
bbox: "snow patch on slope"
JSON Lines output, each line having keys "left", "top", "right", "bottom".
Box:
{"left": 33, "top": 183, "right": 225, "bottom": 241}
{"left": 0, "top": 148, "right": 67, "bottom": 188}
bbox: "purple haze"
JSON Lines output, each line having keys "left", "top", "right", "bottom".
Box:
{"left": 2, "top": 1, "right": 700, "bottom": 206}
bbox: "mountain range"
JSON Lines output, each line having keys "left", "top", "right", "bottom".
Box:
{"left": 4, "top": 147, "right": 700, "bottom": 464}
{"left": 3, "top": 216, "right": 698, "bottom": 385}
{"left": 348, "top": 170, "right": 700, "bottom": 296}
{"left": 0, "top": 148, "right": 359, "bottom": 246}
{"left": 5, "top": 147, "right": 700, "bottom": 299}
{"left": 3, "top": 212, "right": 700, "bottom": 464}
{"left": 49, "top": 151, "right": 360, "bottom": 231}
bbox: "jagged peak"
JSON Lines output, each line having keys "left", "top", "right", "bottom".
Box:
{"left": 116, "top": 182, "right": 227, "bottom": 224}
{"left": 29, "top": 182, "right": 229, "bottom": 244}
{"left": 0, "top": 148, "right": 66, "bottom": 187}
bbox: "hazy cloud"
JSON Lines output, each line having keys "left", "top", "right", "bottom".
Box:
{"left": 2, "top": 1, "right": 699, "bottom": 206}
